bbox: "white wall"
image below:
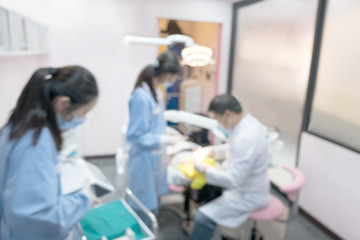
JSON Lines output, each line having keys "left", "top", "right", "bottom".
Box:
{"left": 0, "top": 0, "right": 232, "bottom": 156}
{"left": 0, "top": 0, "right": 50, "bottom": 129}
{"left": 298, "top": 132, "right": 360, "bottom": 240}
{"left": 0, "top": 55, "right": 49, "bottom": 127}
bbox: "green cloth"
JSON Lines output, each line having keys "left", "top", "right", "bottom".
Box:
{"left": 80, "top": 200, "right": 148, "bottom": 240}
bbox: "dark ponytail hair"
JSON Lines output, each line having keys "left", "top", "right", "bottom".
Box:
{"left": 133, "top": 50, "right": 181, "bottom": 102}
{"left": 7, "top": 65, "right": 98, "bottom": 150}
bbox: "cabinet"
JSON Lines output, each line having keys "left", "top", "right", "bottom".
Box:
{"left": 0, "top": 6, "right": 49, "bottom": 57}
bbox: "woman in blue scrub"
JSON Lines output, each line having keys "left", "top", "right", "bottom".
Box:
{"left": 0, "top": 66, "right": 98, "bottom": 240}
{"left": 126, "top": 51, "right": 181, "bottom": 218}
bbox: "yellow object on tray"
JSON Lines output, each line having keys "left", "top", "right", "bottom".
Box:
{"left": 177, "top": 157, "right": 215, "bottom": 190}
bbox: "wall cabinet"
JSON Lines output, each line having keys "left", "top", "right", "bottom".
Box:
{"left": 0, "top": 6, "right": 49, "bottom": 57}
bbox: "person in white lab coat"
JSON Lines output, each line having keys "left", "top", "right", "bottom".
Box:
{"left": 188, "top": 94, "right": 271, "bottom": 240}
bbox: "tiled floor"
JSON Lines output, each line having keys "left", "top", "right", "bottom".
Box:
{"left": 88, "top": 158, "right": 333, "bottom": 240}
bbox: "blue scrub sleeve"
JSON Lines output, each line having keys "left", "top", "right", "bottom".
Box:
{"left": 2, "top": 134, "right": 90, "bottom": 235}
{"left": 126, "top": 93, "right": 161, "bottom": 149}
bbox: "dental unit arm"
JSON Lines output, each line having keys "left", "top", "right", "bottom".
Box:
{"left": 164, "top": 110, "right": 227, "bottom": 141}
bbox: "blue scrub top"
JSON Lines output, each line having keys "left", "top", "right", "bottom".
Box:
{"left": 126, "top": 84, "right": 168, "bottom": 211}
{"left": 0, "top": 126, "right": 90, "bottom": 240}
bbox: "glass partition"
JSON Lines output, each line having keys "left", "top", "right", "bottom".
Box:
{"left": 309, "top": 0, "right": 360, "bottom": 152}
{"left": 231, "top": 0, "right": 318, "bottom": 166}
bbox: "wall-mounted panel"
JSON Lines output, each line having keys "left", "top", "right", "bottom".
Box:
{"left": 0, "top": 7, "right": 10, "bottom": 52}
{"left": 8, "top": 12, "right": 26, "bottom": 51}
{"left": 298, "top": 132, "right": 360, "bottom": 240}
{"left": 0, "top": 5, "right": 49, "bottom": 56}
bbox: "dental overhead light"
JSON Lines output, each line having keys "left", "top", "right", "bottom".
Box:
{"left": 181, "top": 45, "right": 213, "bottom": 67}
{"left": 123, "top": 34, "right": 213, "bottom": 99}
{"left": 123, "top": 34, "right": 195, "bottom": 98}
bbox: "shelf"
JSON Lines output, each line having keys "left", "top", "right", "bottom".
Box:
{"left": 0, "top": 6, "right": 49, "bottom": 57}
{"left": 0, "top": 50, "right": 49, "bottom": 57}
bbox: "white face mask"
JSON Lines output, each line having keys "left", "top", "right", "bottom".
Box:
{"left": 218, "top": 115, "right": 232, "bottom": 138}
{"left": 56, "top": 112, "right": 85, "bottom": 131}
{"left": 163, "top": 80, "right": 175, "bottom": 89}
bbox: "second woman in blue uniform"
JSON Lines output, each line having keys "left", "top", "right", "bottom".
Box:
{"left": 126, "top": 51, "right": 181, "bottom": 220}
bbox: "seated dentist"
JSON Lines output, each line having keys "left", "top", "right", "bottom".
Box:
{"left": 188, "top": 94, "right": 271, "bottom": 240}
{"left": 126, "top": 50, "right": 182, "bottom": 224}
{"left": 0, "top": 66, "right": 99, "bottom": 240}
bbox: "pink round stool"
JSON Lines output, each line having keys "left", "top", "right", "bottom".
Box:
{"left": 168, "top": 184, "right": 186, "bottom": 193}
{"left": 247, "top": 166, "right": 306, "bottom": 240}
{"left": 250, "top": 195, "right": 285, "bottom": 221}
{"left": 248, "top": 196, "right": 285, "bottom": 240}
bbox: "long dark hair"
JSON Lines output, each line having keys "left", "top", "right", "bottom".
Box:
{"left": 7, "top": 66, "right": 98, "bottom": 150}
{"left": 133, "top": 50, "right": 181, "bottom": 102}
